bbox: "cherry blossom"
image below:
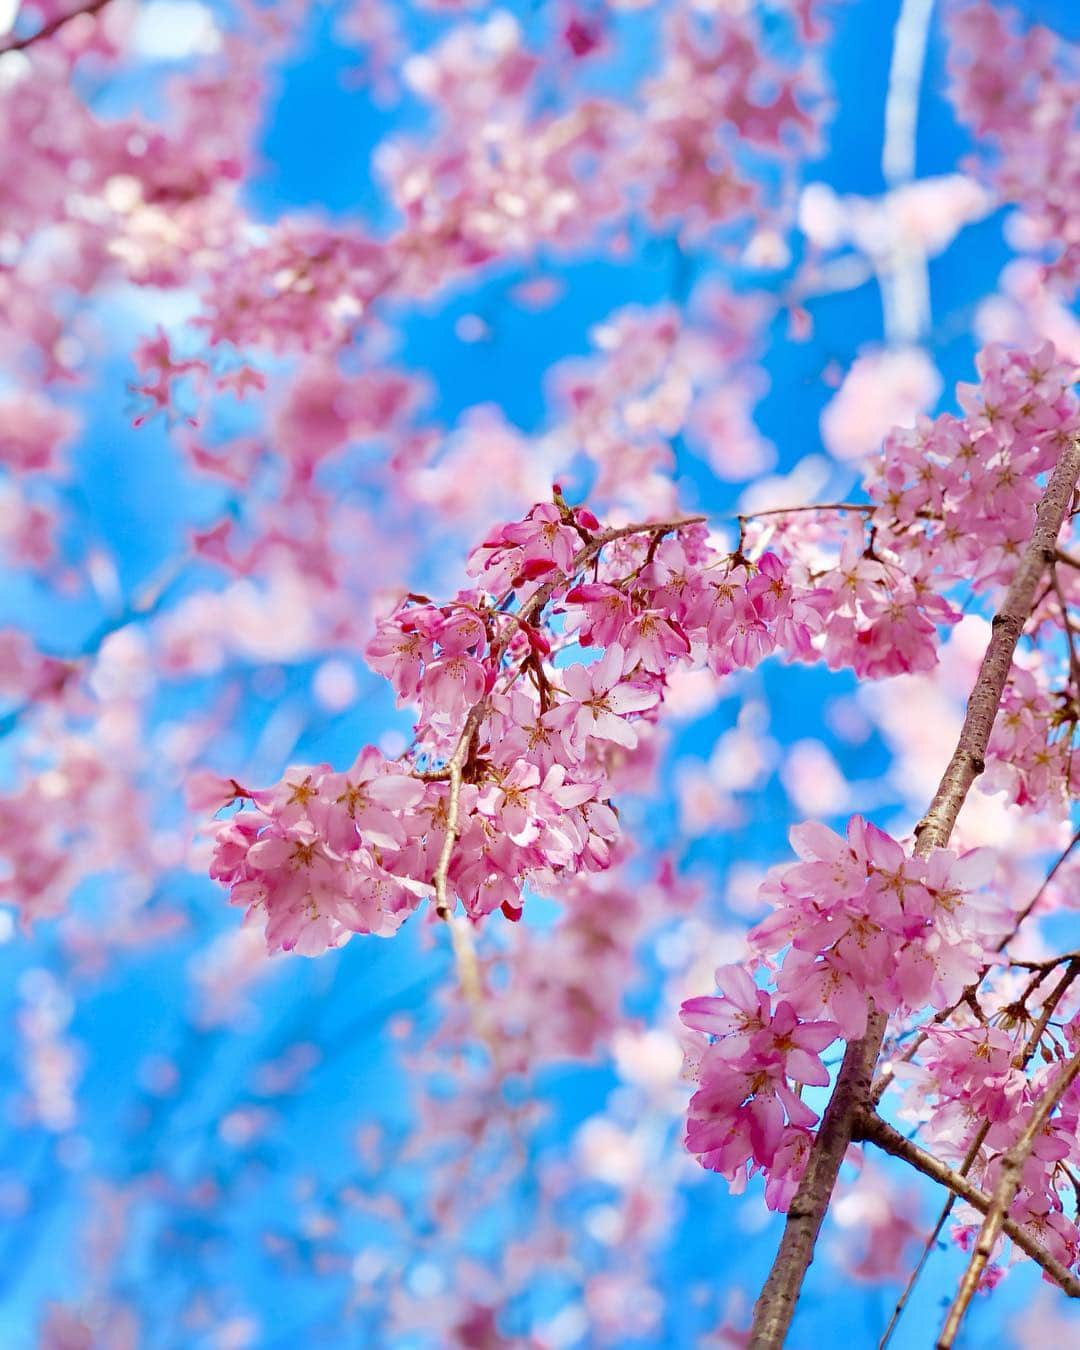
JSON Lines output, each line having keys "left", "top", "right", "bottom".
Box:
{"left": 3, "top": 2, "right": 1080, "bottom": 1345}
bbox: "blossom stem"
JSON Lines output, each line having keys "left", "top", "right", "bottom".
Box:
{"left": 428, "top": 512, "right": 706, "bottom": 917}
{"left": 432, "top": 711, "right": 480, "bottom": 920}
{"left": 748, "top": 434, "right": 1080, "bottom": 1348}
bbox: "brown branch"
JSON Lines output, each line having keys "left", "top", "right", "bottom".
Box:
{"left": 593, "top": 514, "right": 706, "bottom": 547}
{"left": 1002, "top": 828, "right": 1080, "bottom": 949}
{"left": 748, "top": 1007, "right": 887, "bottom": 1348}
{"left": 857, "top": 1111, "right": 1080, "bottom": 1298}
{"left": 0, "top": 0, "right": 113, "bottom": 54}
{"left": 431, "top": 711, "right": 479, "bottom": 921}
{"left": 1010, "top": 950, "right": 1080, "bottom": 974}
{"left": 748, "top": 435, "right": 1080, "bottom": 1348}
{"left": 1051, "top": 563, "right": 1080, "bottom": 692}
{"left": 1018, "top": 959, "right": 1080, "bottom": 1065}
{"left": 878, "top": 953, "right": 1080, "bottom": 1346}
{"left": 908, "top": 443, "right": 1078, "bottom": 855}
{"left": 937, "top": 1048, "right": 1080, "bottom": 1348}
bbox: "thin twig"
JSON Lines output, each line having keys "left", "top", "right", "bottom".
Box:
{"left": 594, "top": 514, "right": 706, "bottom": 546}
{"left": 876, "top": 1120, "right": 990, "bottom": 1350}
{"left": 0, "top": 0, "right": 113, "bottom": 54}
{"left": 738, "top": 501, "right": 875, "bottom": 522}
{"left": 876, "top": 959, "right": 1080, "bottom": 1347}
{"left": 1002, "top": 828, "right": 1080, "bottom": 951}
{"left": 871, "top": 827, "right": 1080, "bottom": 1106}
{"left": 1018, "top": 960, "right": 1080, "bottom": 1066}
{"left": 1050, "top": 563, "right": 1080, "bottom": 692}
{"left": 1010, "top": 950, "right": 1080, "bottom": 974}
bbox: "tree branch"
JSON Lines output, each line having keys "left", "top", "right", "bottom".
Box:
{"left": 872, "top": 828, "right": 1080, "bottom": 1106}
{"left": 748, "top": 1008, "right": 887, "bottom": 1348}
{"left": 910, "top": 444, "right": 1080, "bottom": 855}
{"left": 857, "top": 1110, "right": 1080, "bottom": 1298}
{"left": 739, "top": 502, "right": 875, "bottom": 519}
{"left": 1050, "top": 563, "right": 1080, "bottom": 693}
{"left": 877, "top": 953, "right": 1080, "bottom": 1347}
{"left": 0, "top": 0, "right": 113, "bottom": 55}
{"left": 748, "top": 434, "right": 1080, "bottom": 1348}
{"left": 937, "top": 1048, "right": 1080, "bottom": 1347}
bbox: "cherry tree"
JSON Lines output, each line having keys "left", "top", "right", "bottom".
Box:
{"left": 2, "top": 0, "right": 1080, "bottom": 1346}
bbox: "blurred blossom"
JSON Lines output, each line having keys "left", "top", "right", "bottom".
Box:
{"left": 0, "top": 1, "right": 1076, "bottom": 1345}
{"left": 799, "top": 175, "right": 991, "bottom": 261}
{"left": 612, "top": 1028, "right": 684, "bottom": 1091}
{"left": 312, "top": 657, "right": 358, "bottom": 711}
{"left": 779, "top": 738, "right": 850, "bottom": 816}
{"left": 829, "top": 1163, "right": 922, "bottom": 1283}
{"left": 132, "top": 2, "right": 222, "bottom": 60}
{"left": 820, "top": 347, "right": 942, "bottom": 462}
{"left": 976, "top": 259, "right": 1080, "bottom": 364}
{"left": 737, "top": 454, "right": 834, "bottom": 515}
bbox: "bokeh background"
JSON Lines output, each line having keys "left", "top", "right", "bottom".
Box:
{"left": 2, "top": 0, "right": 1079, "bottom": 1345}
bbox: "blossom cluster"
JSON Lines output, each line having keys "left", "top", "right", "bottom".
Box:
{"left": 681, "top": 966, "right": 836, "bottom": 1211}
{"left": 681, "top": 816, "right": 999, "bottom": 1206}
{"left": 948, "top": 2, "right": 1080, "bottom": 292}
{"left": 747, "top": 341, "right": 1080, "bottom": 679}
{"left": 208, "top": 496, "right": 832, "bottom": 954}
{"left": 207, "top": 396, "right": 1077, "bottom": 960}
{"left": 983, "top": 666, "right": 1080, "bottom": 817}
{"left": 193, "top": 4, "right": 824, "bottom": 358}
{"left": 207, "top": 749, "right": 434, "bottom": 956}
{"left": 868, "top": 343, "right": 1080, "bottom": 592}
{"left": 899, "top": 1022, "right": 1080, "bottom": 1272}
